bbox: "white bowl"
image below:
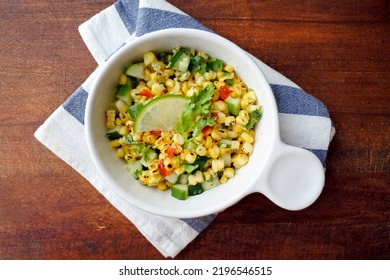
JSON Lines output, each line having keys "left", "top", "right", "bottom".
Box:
{"left": 85, "top": 28, "right": 325, "bottom": 218}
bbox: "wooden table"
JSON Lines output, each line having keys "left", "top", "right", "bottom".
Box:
{"left": 1, "top": 0, "right": 389, "bottom": 260}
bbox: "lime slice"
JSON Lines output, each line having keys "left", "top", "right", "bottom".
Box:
{"left": 134, "top": 95, "right": 188, "bottom": 132}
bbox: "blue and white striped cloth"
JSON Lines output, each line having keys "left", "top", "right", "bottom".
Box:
{"left": 34, "top": 0, "right": 335, "bottom": 258}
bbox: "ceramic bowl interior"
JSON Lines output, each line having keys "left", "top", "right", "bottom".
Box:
{"left": 85, "top": 29, "right": 279, "bottom": 218}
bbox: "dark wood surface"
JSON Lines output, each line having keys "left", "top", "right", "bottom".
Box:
{"left": 0, "top": 0, "right": 389, "bottom": 259}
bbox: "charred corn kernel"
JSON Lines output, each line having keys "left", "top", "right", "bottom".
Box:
{"left": 157, "top": 181, "right": 168, "bottom": 191}
{"left": 163, "top": 158, "right": 174, "bottom": 171}
{"left": 232, "top": 153, "right": 249, "bottom": 168}
{"left": 196, "top": 144, "right": 207, "bottom": 156}
{"left": 118, "top": 74, "right": 128, "bottom": 85}
{"left": 211, "top": 158, "right": 224, "bottom": 172}
{"left": 124, "top": 153, "right": 136, "bottom": 162}
{"left": 148, "top": 160, "right": 159, "bottom": 171}
{"left": 211, "top": 128, "right": 222, "bottom": 140}
{"left": 228, "top": 130, "right": 239, "bottom": 139}
{"left": 110, "top": 139, "right": 121, "bottom": 148}
{"left": 219, "top": 175, "right": 228, "bottom": 184}
{"left": 224, "top": 116, "right": 236, "bottom": 126}
{"left": 116, "top": 148, "right": 125, "bottom": 158}
{"left": 241, "top": 131, "right": 254, "bottom": 144}
{"left": 224, "top": 64, "right": 235, "bottom": 73}
{"left": 173, "top": 133, "right": 184, "bottom": 145}
{"left": 174, "top": 166, "right": 185, "bottom": 175}
{"left": 151, "top": 83, "right": 165, "bottom": 96}
{"left": 208, "top": 145, "right": 220, "bottom": 159}
{"left": 165, "top": 79, "right": 175, "bottom": 88}
{"left": 231, "top": 140, "right": 240, "bottom": 153}
{"left": 223, "top": 167, "right": 235, "bottom": 178}
{"left": 236, "top": 115, "right": 249, "bottom": 126}
{"left": 204, "top": 71, "right": 216, "bottom": 81}
{"left": 119, "top": 126, "right": 129, "bottom": 136}
{"left": 143, "top": 51, "right": 157, "bottom": 66}
{"left": 185, "top": 152, "right": 197, "bottom": 164}
{"left": 204, "top": 136, "right": 213, "bottom": 149}
{"left": 220, "top": 147, "right": 231, "bottom": 156}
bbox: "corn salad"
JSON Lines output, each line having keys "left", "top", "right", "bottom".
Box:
{"left": 105, "top": 47, "right": 262, "bottom": 200}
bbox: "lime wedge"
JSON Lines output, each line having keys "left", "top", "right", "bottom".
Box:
{"left": 133, "top": 95, "right": 188, "bottom": 133}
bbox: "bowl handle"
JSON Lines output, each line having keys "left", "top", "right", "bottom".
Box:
{"left": 253, "top": 140, "right": 325, "bottom": 210}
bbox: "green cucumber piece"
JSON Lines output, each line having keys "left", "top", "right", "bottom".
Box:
{"left": 125, "top": 62, "right": 145, "bottom": 79}
{"left": 106, "top": 127, "right": 122, "bottom": 140}
{"left": 125, "top": 160, "right": 143, "bottom": 179}
{"left": 226, "top": 96, "right": 242, "bottom": 116}
{"left": 201, "top": 174, "right": 220, "bottom": 191}
{"left": 171, "top": 184, "right": 189, "bottom": 200}
{"left": 116, "top": 85, "right": 133, "bottom": 104}
{"left": 188, "top": 183, "right": 204, "bottom": 196}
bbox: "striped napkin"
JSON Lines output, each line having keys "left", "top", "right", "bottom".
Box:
{"left": 34, "top": 0, "right": 335, "bottom": 258}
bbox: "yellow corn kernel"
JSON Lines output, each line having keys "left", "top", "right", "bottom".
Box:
{"left": 204, "top": 136, "right": 213, "bottom": 149}
{"left": 241, "top": 131, "right": 254, "bottom": 144}
{"left": 185, "top": 152, "right": 197, "bottom": 164}
{"left": 236, "top": 115, "right": 249, "bottom": 126}
{"left": 116, "top": 148, "right": 125, "bottom": 158}
{"left": 118, "top": 74, "right": 128, "bottom": 85}
{"left": 224, "top": 64, "right": 235, "bottom": 73}
{"left": 157, "top": 181, "right": 168, "bottom": 191}
{"left": 231, "top": 140, "right": 240, "bottom": 153}
{"left": 241, "top": 142, "right": 254, "bottom": 155}
{"left": 143, "top": 51, "right": 157, "bottom": 66}
{"left": 223, "top": 167, "right": 235, "bottom": 178}
{"left": 163, "top": 158, "right": 175, "bottom": 171}
{"left": 151, "top": 83, "right": 165, "bottom": 96}
{"left": 224, "top": 116, "right": 236, "bottom": 126}
{"left": 173, "top": 133, "right": 184, "bottom": 145}
{"left": 232, "top": 153, "right": 249, "bottom": 169}
{"left": 208, "top": 145, "right": 220, "bottom": 159}
{"left": 211, "top": 128, "right": 222, "bottom": 141}
{"left": 124, "top": 153, "right": 136, "bottom": 162}
{"left": 211, "top": 158, "right": 224, "bottom": 173}
{"left": 196, "top": 144, "right": 207, "bottom": 156}
{"left": 174, "top": 166, "right": 185, "bottom": 175}
{"left": 110, "top": 139, "right": 121, "bottom": 148}
{"left": 219, "top": 175, "right": 228, "bottom": 184}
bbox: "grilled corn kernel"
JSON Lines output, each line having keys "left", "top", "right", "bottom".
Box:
{"left": 223, "top": 167, "right": 235, "bottom": 178}
{"left": 143, "top": 51, "right": 157, "bottom": 66}
{"left": 185, "top": 152, "right": 197, "bottom": 164}
{"left": 208, "top": 145, "right": 220, "bottom": 159}
{"left": 232, "top": 153, "right": 249, "bottom": 169}
{"left": 196, "top": 144, "right": 207, "bottom": 156}
{"left": 241, "top": 142, "right": 254, "bottom": 155}
{"left": 224, "top": 116, "right": 236, "bottom": 126}
{"left": 116, "top": 148, "right": 125, "bottom": 158}
{"left": 118, "top": 74, "right": 128, "bottom": 85}
{"left": 241, "top": 131, "right": 254, "bottom": 144}
{"left": 211, "top": 158, "right": 224, "bottom": 172}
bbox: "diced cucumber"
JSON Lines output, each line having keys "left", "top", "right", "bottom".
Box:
{"left": 207, "top": 58, "right": 223, "bottom": 71}
{"left": 116, "top": 85, "right": 133, "bottom": 104}
{"left": 178, "top": 173, "right": 189, "bottom": 184}
{"left": 226, "top": 96, "right": 242, "bottom": 116}
{"left": 140, "top": 149, "right": 158, "bottom": 167}
{"left": 201, "top": 174, "right": 220, "bottom": 191}
{"left": 165, "top": 173, "right": 179, "bottom": 184}
{"left": 171, "top": 184, "right": 189, "bottom": 200}
{"left": 106, "top": 127, "right": 122, "bottom": 140}
{"left": 125, "top": 160, "right": 143, "bottom": 179}
{"left": 125, "top": 62, "right": 145, "bottom": 79}
{"left": 188, "top": 183, "right": 204, "bottom": 196}
{"left": 168, "top": 48, "right": 191, "bottom": 72}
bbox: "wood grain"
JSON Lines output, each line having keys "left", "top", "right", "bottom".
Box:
{"left": 0, "top": 0, "right": 389, "bottom": 260}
